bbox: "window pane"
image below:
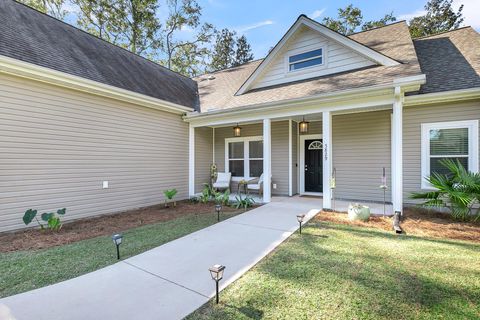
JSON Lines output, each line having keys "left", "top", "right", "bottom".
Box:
{"left": 430, "top": 128, "right": 468, "bottom": 155}
{"left": 250, "top": 160, "right": 263, "bottom": 177}
{"left": 229, "top": 160, "right": 244, "bottom": 177}
{"left": 229, "top": 142, "right": 244, "bottom": 159}
{"left": 289, "top": 57, "right": 323, "bottom": 71}
{"left": 430, "top": 157, "right": 468, "bottom": 176}
{"left": 289, "top": 49, "right": 322, "bottom": 63}
{"left": 249, "top": 140, "right": 263, "bottom": 158}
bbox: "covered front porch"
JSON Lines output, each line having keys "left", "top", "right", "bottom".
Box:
{"left": 186, "top": 84, "right": 413, "bottom": 215}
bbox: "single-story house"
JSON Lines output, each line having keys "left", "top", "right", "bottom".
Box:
{"left": 0, "top": 0, "right": 479, "bottom": 231}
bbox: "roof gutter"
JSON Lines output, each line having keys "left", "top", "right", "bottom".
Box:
{"left": 404, "top": 87, "right": 480, "bottom": 106}
{"left": 0, "top": 55, "right": 194, "bottom": 114}
{"left": 185, "top": 74, "right": 426, "bottom": 122}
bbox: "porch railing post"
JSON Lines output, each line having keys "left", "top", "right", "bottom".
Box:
{"left": 392, "top": 86, "right": 403, "bottom": 214}
{"left": 322, "top": 111, "right": 332, "bottom": 210}
{"left": 263, "top": 118, "right": 272, "bottom": 203}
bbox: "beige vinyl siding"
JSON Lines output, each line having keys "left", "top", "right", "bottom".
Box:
{"left": 332, "top": 111, "right": 392, "bottom": 202}
{"left": 271, "top": 121, "right": 289, "bottom": 195}
{"left": 403, "top": 100, "right": 480, "bottom": 204}
{"left": 0, "top": 73, "right": 189, "bottom": 232}
{"left": 213, "top": 122, "right": 289, "bottom": 195}
{"left": 195, "top": 127, "right": 213, "bottom": 193}
{"left": 252, "top": 26, "right": 375, "bottom": 90}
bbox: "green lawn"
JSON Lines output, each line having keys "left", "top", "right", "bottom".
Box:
{"left": 188, "top": 219, "right": 480, "bottom": 320}
{"left": 0, "top": 211, "right": 240, "bottom": 298}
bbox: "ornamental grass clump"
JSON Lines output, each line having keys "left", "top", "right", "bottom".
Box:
{"left": 410, "top": 159, "right": 480, "bottom": 221}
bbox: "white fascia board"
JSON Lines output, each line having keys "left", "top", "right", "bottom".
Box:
{"left": 236, "top": 16, "right": 400, "bottom": 95}
{"left": 0, "top": 54, "right": 194, "bottom": 115}
{"left": 404, "top": 87, "right": 480, "bottom": 106}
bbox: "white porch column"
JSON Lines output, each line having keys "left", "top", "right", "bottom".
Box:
{"left": 288, "top": 119, "right": 293, "bottom": 196}
{"left": 392, "top": 87, "right": 403, "bottom": 213}
{"left": 263, "top": 118, "right": 272, "bottom": 203}
{"left": 188, "top": 124, "right": 195, "bottom": 197}
{"left": 322, "top": 111, "right": 332, "bottom": 209}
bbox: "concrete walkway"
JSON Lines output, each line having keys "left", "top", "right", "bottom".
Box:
{"left": 0, "top": 197, "right": 321, "bottom": 320}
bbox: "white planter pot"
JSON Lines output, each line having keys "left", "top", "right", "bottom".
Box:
{"left": 348, "top": 204, "right": 371, "bottom": 222}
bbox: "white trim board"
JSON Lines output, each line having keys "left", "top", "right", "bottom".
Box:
{"left": 299, "top": 134, "right": 323, "bottom": 195}
{"left": 420, "top": 120, "right": 479, "bottom": 189}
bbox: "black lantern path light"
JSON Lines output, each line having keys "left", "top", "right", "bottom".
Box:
{"left": 209, "top": 264, "right": 226, "bottom": 304}
{"left": 112, "top": 233, "right": 123, "bottom": 260}
{"left": 297, "top": 214, "right": 305, "bottom": 234}
{"left": 215, "top": 204, "right": 222, "bottom": 222}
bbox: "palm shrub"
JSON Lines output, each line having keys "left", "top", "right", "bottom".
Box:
{"left": 163, "top": 189, "right": 178, "bottom": 207}
{"left": 410, "top": 159, "right": 480, "bottom": 221}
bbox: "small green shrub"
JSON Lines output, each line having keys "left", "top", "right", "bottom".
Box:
{"left": 199, "top": 183, "right": 215, "bottom": 203}
{"left": 214, "top": 190, "right": 230, "bottom": 205}
{"left": 234, "top": 194, "right": 255, "bottom": 211}
{"left": 410, "top": 159, "right": 480, "bottom": 221}
{"left": 163, "top": 189, "right": 178, "bottom": 200}
{"left": 23, "top": 208, "right": 67, "bottom": 231}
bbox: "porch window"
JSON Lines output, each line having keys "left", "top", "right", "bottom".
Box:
{"left": 421, "top": 120, "right": 478, "bottom": 188}
{"left": 226, "top": 137, "right": 263, "bottom": 178}
{"left": 288, "top": 48, "right": 323, "bottom": 71}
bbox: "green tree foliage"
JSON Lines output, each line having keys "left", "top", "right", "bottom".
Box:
{"left": 162, "top": 0, "right": 215, "bottom": 76}
{"left": 322, "top": 4, "right": 396, "bottom": 35}
{"left": 234, "top": 35, "right": 254, "bottom": 67}
{"left": 17, "top": 0, "right": 66, "bottom": 19}
{"left": 209, "top": 28, "right": 236, "bottom": 71}
{"left": 210, "top": 29, "right": 254, "bottom": 71}
{"left": 74, "top": 0, "right": 162, "bottom": 56}
{"left": 408, "top": 0, "right": 464, "bottom": 38}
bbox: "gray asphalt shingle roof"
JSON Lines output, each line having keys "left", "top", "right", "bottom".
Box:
{"left": 413, "top": 27, "right": 480, "bottom": 94}
{"left": 0, "top": 0, "right": 199, "bottom": 109}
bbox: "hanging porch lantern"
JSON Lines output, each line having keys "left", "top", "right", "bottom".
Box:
{"left": 299, "top": 116, "right": 309, "bottom": 134}
{"left": 233, "top": 123, "right": 241, "bottom": 137}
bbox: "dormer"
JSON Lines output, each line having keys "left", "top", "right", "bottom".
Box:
{"left": 236, "top": 15, "right": 400, "bottom": 95}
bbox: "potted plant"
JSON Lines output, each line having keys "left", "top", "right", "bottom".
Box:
{"left": 348, "top": 203, "right": 371, "bottom": 221}
{"left": 163, "top": 189, "right": 178, "bottom": 208}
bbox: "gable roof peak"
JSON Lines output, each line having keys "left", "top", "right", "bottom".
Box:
{"left": 235, "top": 14, "right": 401, "bottom": 95}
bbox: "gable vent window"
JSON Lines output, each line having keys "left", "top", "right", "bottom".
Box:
{"left": 289, "top": 48, "right": 323, "bottom": 71}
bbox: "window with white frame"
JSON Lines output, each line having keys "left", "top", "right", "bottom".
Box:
{"left": 226, "top": 137, "right": 263, "bottom": 178}
{"left": 421, "top": 120, "right": 479, "bottom": 188}
{"left": 288, "top": 48, "right": 323, "bottom": 72}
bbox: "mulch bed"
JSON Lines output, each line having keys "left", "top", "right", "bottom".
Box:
{"left": 315, "top": 207, "right": 480, "bottom": 243}
{"left": 0, "top": 201, "right": 243, "bottom": 253}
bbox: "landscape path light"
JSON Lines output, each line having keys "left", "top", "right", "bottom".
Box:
{"left": 297, "top": 214, "right": 305, "bottom": 234}
{"left": 209, "top": 264, "right": 226, "bottom": 304}
{"left": 112, "top": 233, "right": 123, "bottom": 260}
{"left": 215, "top": 204, "right": 222, "bottom": 222}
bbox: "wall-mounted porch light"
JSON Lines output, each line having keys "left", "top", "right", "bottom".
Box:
{"left": 233, "top": 123, "right": 241, "bottom": 137}
{"left": 112, "top": 233, "right": 123, "bottom": 260}
{"left": 299, "top": 116, "right": 309, "bottom": 134}
{"left": 209, "top": 264, "right": 226, "bottom": 304}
